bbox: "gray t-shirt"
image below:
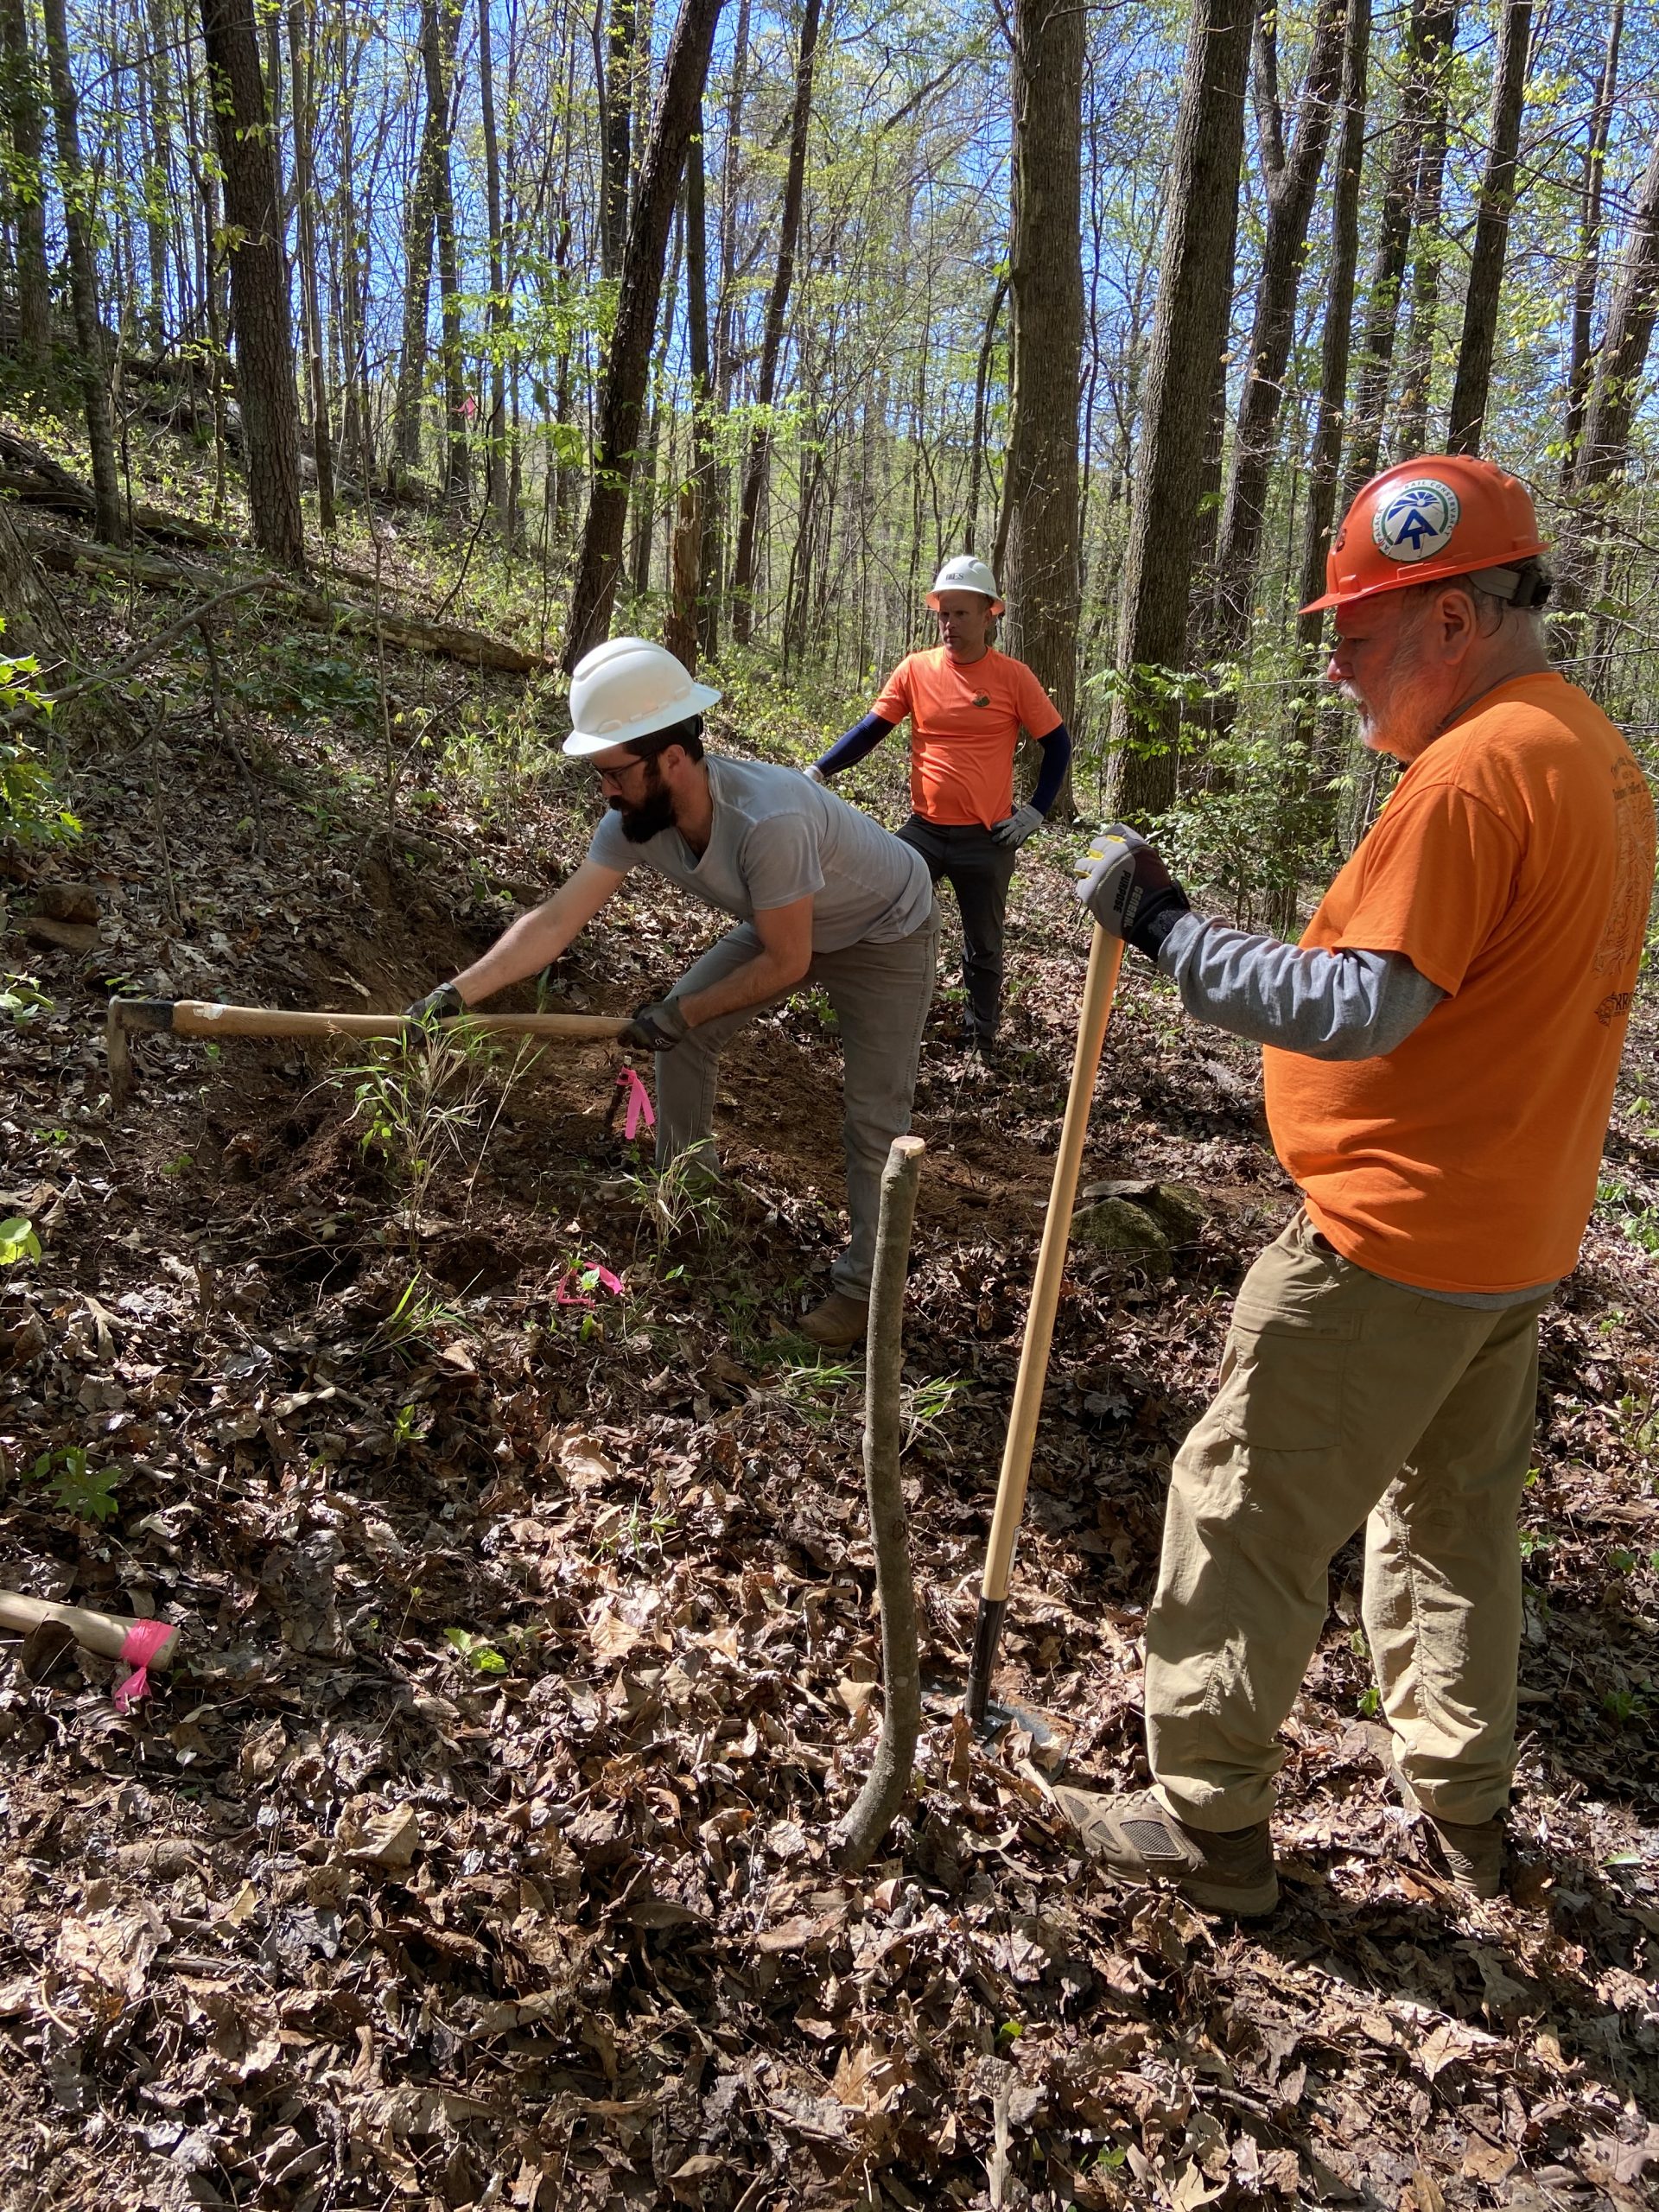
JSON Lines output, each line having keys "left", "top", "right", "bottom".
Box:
{"left": 588, "top": 753, "right": 933, "bottom": 952}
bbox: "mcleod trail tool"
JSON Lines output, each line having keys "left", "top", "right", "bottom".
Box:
{"left": 105, "top": 998, "right": 630, "bottom": 1108}
{"left": 965, "top": 925, "right": 1125, "bottom": 1730}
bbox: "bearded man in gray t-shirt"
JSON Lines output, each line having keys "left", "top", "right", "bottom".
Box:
{"left": 406, "top": 639, "right": 941, "bottom": 1348}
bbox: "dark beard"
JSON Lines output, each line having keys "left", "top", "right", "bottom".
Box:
{"left": 610, "top": 766, "right": 676, "bottom": 843}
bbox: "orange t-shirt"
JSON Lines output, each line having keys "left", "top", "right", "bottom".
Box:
{"left": 1262, "top": 672, "right": 1654, "bottom": 1294}
{"left": 872, "top": 647, "right": 1062, "bottom": 828}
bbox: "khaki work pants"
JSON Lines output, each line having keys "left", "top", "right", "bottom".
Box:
{"left": 654, "top": 901, "right": 941, "bottom": 1298}
{"left": 1147, "top": 1211, "right": 1548, "bottom": 1830}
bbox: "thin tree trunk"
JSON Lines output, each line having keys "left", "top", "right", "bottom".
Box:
{"left": 419, "top": 0, "right": 468, "bottom": 505}
{"left": 140, "top": 0, "right": 173, "bottom": 352}
{"left": 479, "top": 0, "right": 510, "bottom": 528}
{"left": 1393, "top": 1, "right": 1460, "bottom": 454}
{"left": 1002, "top": 0, "right": 1084, "bottom": 776}
{"left": 394, "top": 16, "right": 440, "bottom": 482}
{"left": 41, "top": 0, "right": 126, "bottom": 543}
{"left": 199, "top": 0, "right": 305, "bottom": 566}
{"left": 1561, "top": 3, "right": 1622, "bottom": 480}
{"left": 1446, "top": 0, "right": 1530, "bottom": 454}
{"left": 1106, "top": 0, "right": 1253, "bottom": 823}
{"left": 1297, "top": 0, "right": 1371, "bottom": 643}
{"left": 1211, "top": 0, "right": 1345, "bottom": 648}
{"left": 288, "top": 0, "right": 336, "bottom": 530}
{"left": 966, "top": 273, "right": 1007, "bottom": 557}
{"left": 564, "top": 0, "right": 726, "bottom": 665}
{"left": 729, "top": 0, "right": 823, "bottom": 643}
{"left": 684, "top": 99, "right": 717, "bottom": 658}
{"left": 600, "top": 0, "right": 635, "bottom": 283}
{"left": 0, "top": 0, "right": 50, "bottom": 374}
{"left": 1573, "top": 124, "right": 1659, "bottom": 493}
{"left": 1344, "top": 0, "right": 1458, "bottom": 493}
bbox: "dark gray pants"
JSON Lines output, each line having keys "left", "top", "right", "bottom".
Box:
{"left": 897, "top": 815, "right": 1018, "bottom": 1042}
{"left": 654, "top": 902, "right": 941, "bottom": 1297}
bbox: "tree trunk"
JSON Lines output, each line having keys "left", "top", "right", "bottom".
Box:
{"left": 684, "top": 102, "right": 718, "bottom": 658}
{"left": 965, "top": 273, "right": 1007, "bottom": 556}
{"left": 1393, "top": 0, "right": 1460, "bottom": 454}
{"left": 199, "top": 0, "right": 304, "bottom": 567}
{"left": 1211, "top": 0, "right": 1345, "bottom": 648}
{"left": 600, "top": 0, "right": 636, "bottom": 283}
{"left": 478, "top": 0, "right": 511, "bottom": 529}
{"left": 1297, "top": 0, "right": 1371, "bottom": 644}
{"left": 1106, "top": 0, "right": 1252, "bottom": 823}
{"left": 1572, "top": 123, "right": 1659, "bottom": 493}
{"left": 1001, "top": 0, "right": 1084, "bottom": 786}
{"left": 1343, "top": 0, "right": 1458, "bottom": 494}
{"left": 393, "top": 16, "right": 440, "bottom": 483}
{"left": 0, "top": 0, "right": 51, "bottom": 376}
{"left": 288, "top": 0, "right": 336, "bottom": 531}
{"left": 1560, "top": 3, "right": 1623, "bottom": 480}
{"left": 418, "top": 0, "right": 468, "bottom": 506}
{"left": 729, "top": 0, "right": 823, "bottom": 644}
{"left": 40, "top": 0, "right": 126, "bottom": 543}
{"left": 1446, "top": 0, "right": 1530, "bottom": 454}
{"left": 564, "top": 0, "right": 726, "bottom": 668}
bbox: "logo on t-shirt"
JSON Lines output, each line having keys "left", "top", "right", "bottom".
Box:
{"left": 1373, "top": 479, "right": 1461, "bottom": 564}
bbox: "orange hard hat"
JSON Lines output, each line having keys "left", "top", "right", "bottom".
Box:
{"left": 1301, "top": 454, "right": 1549, "bottom": 614}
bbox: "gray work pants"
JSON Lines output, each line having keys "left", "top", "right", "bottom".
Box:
{"left": 653, "top": 900, "right": 941, "bottom": 1296}
{"left": 897, "top": 816, "right": 1018, "bottom": 1042}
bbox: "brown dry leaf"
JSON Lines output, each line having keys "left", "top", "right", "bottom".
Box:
{"left": 1459, "top": 2134, "right": 1516, "bottom": 2183}
{"left": 836, "top": 1675, "right": 876, "bottom": 1715}
{"left": 57, "top": 1906, "right": 162, "bottom": 2009}
{"left": 559, "top": 1433, "right": 618, "bottom": 1489}
{"left": 589, "top": 1606, "right": 642, "bottom": 1662}
{"left": 338, "top": 1798, "right": 423, "bottom": 1870}
{"left": 1405, "top": 2169, "right": 1449, "bottom": 2212}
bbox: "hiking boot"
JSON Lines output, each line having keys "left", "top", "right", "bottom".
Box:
{"left": 1051, "top": 1786, "right": 1280, "bottom": 1916}
{"left": 798, "top": 1289, "right": 869, "bottom": 1349}
{"left": 1421, "top": 1810, "right": 1506, "bottom": 1899}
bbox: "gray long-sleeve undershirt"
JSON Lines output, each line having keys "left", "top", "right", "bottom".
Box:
{"left": 1155, "top": 911, "right": 1555, "bottom": 1308}
{"left": 1156, "top": 909, "right": 1444, "bottom": 1061}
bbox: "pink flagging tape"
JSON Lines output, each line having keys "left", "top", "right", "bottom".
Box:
{"left": 556, "top": 1262, "right": 626, "bottom": 1309}
{"left": 114, "top": 1619, "right": 175, "bottom": 1713}
{"left": 618, "top": 1066, "right": 656, "bottom": 1141}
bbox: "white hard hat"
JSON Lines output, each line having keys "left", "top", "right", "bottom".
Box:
{"left": 926, "top": 556, "right": 1004, "bottom": 613}
{"left": 563, "top": 637, "right": 722, "bottom": 756}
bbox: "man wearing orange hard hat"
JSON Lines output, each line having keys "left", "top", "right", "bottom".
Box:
{"left": 1058, "top": 454, "right": 1653, "bottom": 1914}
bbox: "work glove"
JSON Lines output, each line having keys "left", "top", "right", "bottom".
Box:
{"left": 621, "top": 996, "right": 691, "bottom": 1053}
{"left": 990, "top": 803, "right": 1044, "bottom": 849}
{"left": 404, "top": 982, "right": 465, "bottom": 1024}
{"left": 803, "top": 763, "right": 827, "bottom": 785}
{"left": 1073, "top": 825, "right": 1191, "bottom": 961}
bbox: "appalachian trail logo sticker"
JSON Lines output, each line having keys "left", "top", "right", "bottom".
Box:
{"left": 1373, "top": 478, "right": 1460, "bottom": 564}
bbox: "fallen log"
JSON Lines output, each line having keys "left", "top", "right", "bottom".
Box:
{"left": 0, "top": 429, "right": 228, "bottom": 545}
{"left": 0, "top": 1591, "right": 179, "bottom": 1669}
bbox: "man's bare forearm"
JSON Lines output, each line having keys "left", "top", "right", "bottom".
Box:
{"left": 450, "top": 862, "right": 623, "bottom": 1004}
{"left": 680, "top": 949, "right": 810, "bottom": 1027}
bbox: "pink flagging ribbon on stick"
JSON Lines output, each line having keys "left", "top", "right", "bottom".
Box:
{"left": 617, "top": 1066, "right": 655, "bottom": 1141}
{"left": 556, "top": 1262, "right": 626, "bottom": 1309}
{"left": 114, "top": 1619, "right": 175, "bottom": 1713}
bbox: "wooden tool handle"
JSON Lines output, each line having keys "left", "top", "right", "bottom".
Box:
{"left": 966, "top": 927, "right": 1124, "bottom": 1726}
{"left": 0, "top": 1592, "right": 179, "bottom": 1666}
{"left": 140, "top": 1000, "right": 629, "bottom": 1043}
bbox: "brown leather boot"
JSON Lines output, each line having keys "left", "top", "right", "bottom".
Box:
{"left": 798, "top": 1289, "right": 869, "bottom": 1349}
{"left": 1421, "top": 1810, "right": 1506, "bottom": 1898}
{"left": 1051, "top": 1786, "right": 1279, "bottom": 1916}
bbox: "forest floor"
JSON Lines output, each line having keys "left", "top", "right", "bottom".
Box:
{"left": 1, "top": 463, "right": 1657, "bottom": 2211}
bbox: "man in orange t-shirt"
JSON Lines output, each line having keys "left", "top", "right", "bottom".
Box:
{"left": 1057, "top": 457, "right": 1654, "bottom": 1916}
{"left": 808, "top": 556, "right": 1071, "bottom": 1057}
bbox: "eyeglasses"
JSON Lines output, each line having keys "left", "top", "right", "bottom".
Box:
{"left": 593, "top": 755, "right": 645, "bottom": 790}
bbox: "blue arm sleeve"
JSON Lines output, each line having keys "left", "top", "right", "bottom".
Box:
{"left": 814, "top": 712, "right": 896, "bottom": 779}
{"left": 1030, "top": 721, "right": 1073, "bottom": 816}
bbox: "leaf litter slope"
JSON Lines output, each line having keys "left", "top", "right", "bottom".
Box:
{"left": 1, "top": 626, "right": 1657, "bottom": 2209}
